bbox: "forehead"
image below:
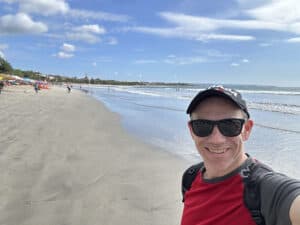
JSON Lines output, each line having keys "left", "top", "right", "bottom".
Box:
{"left": 191, "top": 96, "right": 243, "bottom": 119}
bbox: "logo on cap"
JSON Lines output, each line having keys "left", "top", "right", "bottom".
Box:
{"left": 208, "top": 85, "right": 238, "bottom": 97}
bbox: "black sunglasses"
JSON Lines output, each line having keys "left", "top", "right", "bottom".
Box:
{"left": 190, "top": 118, "right": 245, "bottom": 137}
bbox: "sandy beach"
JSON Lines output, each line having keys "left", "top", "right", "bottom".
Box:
{"left": 0, "top": 86, "right": 188, "bottom": 225}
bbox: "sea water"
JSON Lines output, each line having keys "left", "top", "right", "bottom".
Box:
{"left": 81, "top": 84, "right": 300, "bottom": 178}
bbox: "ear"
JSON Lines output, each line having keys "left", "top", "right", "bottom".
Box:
{"left": 241, "top": 119, "right": 254, "bottom": 141}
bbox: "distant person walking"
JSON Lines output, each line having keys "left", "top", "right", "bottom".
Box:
{"left": 34, "top": 82, "right": 39, "bottom": 93}
{"left": 67, "top": 85, "right": 71, "bottom": 93}
{"left": 0, "top": 81, "right": 4, "bottom": 94}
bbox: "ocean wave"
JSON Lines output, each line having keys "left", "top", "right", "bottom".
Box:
{"left": 103, "top": 85, "right": 193, "bottom": 99}
{"left": 248, "top": 102, "right": 300, "bottom": 115}
{"left": 90, "top": 90, "right": 300, "bottom": 134}
{"left": 239, "top": 90, "right": 300, "bottom": 95}
{"left": 255, "top": 123, "right": 300, "bottom": 134}
{"left": 88, "top": 85, "right": 300, "bottom": 115}
{"left": 130, "top": 102, "right": 184, "bottom": 112}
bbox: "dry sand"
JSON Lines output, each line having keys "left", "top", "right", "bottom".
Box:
{"left": 0, "top": 85, "right": 189, "bottom": 225}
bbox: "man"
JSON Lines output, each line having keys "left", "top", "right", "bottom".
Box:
{"left": 181, "top": 85, "right": 300, "bottom": 225}
{"left": 34, "top": 82, "right": 39, "bottom": 93}
{"left": 0, "top": 80, "right": 4, "bottom": 94}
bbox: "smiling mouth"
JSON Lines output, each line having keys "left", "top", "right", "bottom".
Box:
{"left": 205, "top": 147, "right": 228, "bottom": 154}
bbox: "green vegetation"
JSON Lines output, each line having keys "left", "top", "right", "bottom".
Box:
{"left": 0, "top": 57, "right": 189, "bottom": 86}
{"left": 0, "top": 57, "right": 13, "bottom": 73}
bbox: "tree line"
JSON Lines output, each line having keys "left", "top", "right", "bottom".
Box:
{"left": 0, "top": 56, "right": 188, "bottom": 86}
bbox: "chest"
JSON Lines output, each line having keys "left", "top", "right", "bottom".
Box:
{"left": 181, "top": 174, "right": 256, "bottom": 225}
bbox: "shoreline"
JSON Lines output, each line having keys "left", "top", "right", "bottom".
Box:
{"left": 0, "top": 86, "right": 188, "bottom": 225}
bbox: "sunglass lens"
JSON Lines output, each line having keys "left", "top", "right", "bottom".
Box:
{"left": 191, "top": 120, "right": 213, "bottom": 137}
{"left": 218, "top": 119, "right": 244, "bottom": 137}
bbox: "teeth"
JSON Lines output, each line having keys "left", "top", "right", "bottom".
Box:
{"left": 205, "top": 147, "right": 226, "bottom": 154}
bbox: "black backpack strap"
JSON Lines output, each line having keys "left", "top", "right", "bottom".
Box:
{"left": 243, "top": 159, "right": 273, "bottom": 225}
{"left": 181, "top": 162, "right": 204, "bottom": 202}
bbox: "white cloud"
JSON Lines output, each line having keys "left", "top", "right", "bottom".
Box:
{"left": 167, "top": 54, "right": 176, "bottom": 58}
{"left": 134, "top": 60, "right": 158, "bottom": 64}
{"left": 57, "top": 51, "right": 73, "bottom": 58}
{"left": 69, "top": 9, "right": 130, "bottom": 22}
{"left": 20, "top": 0, "right": 69, "bottom": 16}
{"left": 0, "top": 50, "right": 5, "bottom": 58}
{"left": 4, "top": 0, "right": 69, "bottom": 16}
{"left": 107, "top": 37, "right": 118, "bottom": 45}
{"left": 0, "top": 13, "right": 47, "bottom": 34}
{"left": 204, "top": 50, "right": 237, "bottom": 60}
{"left": 74, "top": 24, "right": 106, "bottom": 34}
{"left": 132, "top": 55, "right": 207, "bottom": 65}
{"left": 164, "top": 56, "right": 206, "bottom": 65}
{"left": 244, "top": 0, "right": 300, "bottom": 34}
{"left": 129, "top": 25, "right": 255, "bottom": 41}
{"left": 286, "top": 37, "right": 300, "bottom": 43}
{"left": 0, "top": 0, "right": 16, "bottom": 3}
{"left": 160, "top": 12, "right": 286, "bottom": 33}
{"left": 0, "top": 0, "right": 129, "bottom": 22}
{"left": 127, "top": 12, "right": 260, "bottom": 42}
{"left": 92, "top": 62, "right": 97, "bottom": 67}
{"left": 242, "top": 58, "right": 249, "bottom": 63}
{"left": 160, "top": 12, "right": 218, "bottom": 31}
{"left": 128, "top": 1, "right": 300, "bottom": 42}
{"left": 127, "top": 26, "right": 181, "bottom": 38}
{"left": 231, "top": 63, "right": 240, "bottom": 67}
{"left": 196, "top": 34, "right": 255, "bottom": 41}
{"left": 259, "top": 42, "right": 272, "bottom": 47}
{"left": 66, "top": 32, "right": 100, "bottom": 44}
{"left": 61, "top": 43, "right": 75, "bottom": 52}
{"left": 67, "top": 24, "right": 106, "bottom": 44}
{"left": 246, "top": 0, "right": 300, "bottom": 23}
{"left": 0, "top": 44, "right": 8, "bottom": 50}
{"left": 1, "top": 0, "right": 69, "bottom": 16}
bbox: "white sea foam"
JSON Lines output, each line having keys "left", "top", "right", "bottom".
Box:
{"left": 239, "top": 90, "right": 300, "bottom": 95}
{"left": 248, "top": 102, "right": 300, "bottom": 115}
{"left": 84, "top": 85, "right": 300, "bottom": 114}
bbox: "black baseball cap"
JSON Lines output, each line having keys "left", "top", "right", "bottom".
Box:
{"left": 186, "top": 85, "right": 250, "bottom": 118}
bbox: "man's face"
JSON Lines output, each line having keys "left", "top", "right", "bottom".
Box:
{"left": 188, "top": 97, "right": 253, "bottom": 176}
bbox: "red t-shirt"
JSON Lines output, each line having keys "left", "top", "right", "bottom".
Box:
{"left": 181, "top": 172, "right": 256, "bottom": 225}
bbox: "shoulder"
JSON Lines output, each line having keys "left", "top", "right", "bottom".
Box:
{"left": 183, "top": 162, "right": 204, "bottom": 176}
{"left": 182, "top": 162, "right": 204, "bottom": 188}
{"left": 252, "top": 161, "right": 300, "bottom": 225}
{"left": 181, "top": 162, "right": 204, "bottom": 201}
{"left": 249, "top": 159, "right": 300, "bottom": 202}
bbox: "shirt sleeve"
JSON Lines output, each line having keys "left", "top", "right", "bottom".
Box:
{"left": 260, "top": 172, "right": 300, "bottom": 225}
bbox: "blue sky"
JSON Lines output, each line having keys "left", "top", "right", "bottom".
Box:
{"left": 1, "top": 0, "right": 300, "bottom": 86}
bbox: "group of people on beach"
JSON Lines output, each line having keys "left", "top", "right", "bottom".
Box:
{"left": 181, "top": 85, "right": 300, "bottom": 225}
{"left": 0, "top": 81, "right": 73, "bottom": 94}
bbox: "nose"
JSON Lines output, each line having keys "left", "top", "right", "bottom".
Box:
{"left": 208, "top": 125, "right": 227, "bottom": 143}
